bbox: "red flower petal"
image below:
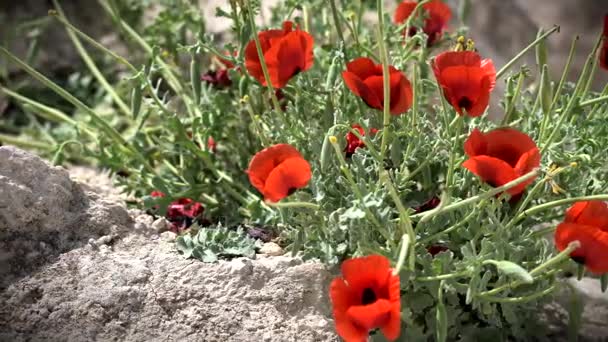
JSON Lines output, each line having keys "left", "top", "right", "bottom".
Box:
{"left": 342, "top": 71, "right": 382, "bottom": 109}
{"left": 555, "top": 222, "right": 608, "bottom": 274}
{"left": 394, "top": 0, "right": 451, "bottom": 45}
{"left": 346, "top": 57, "right": 380, "bottom": 80}
{"left": 343, "top": 57, "right": 413, "bottom": 115}
{"left": 432, "top": 51, "right": 496, "bottom": 117}
{"left": 483, "top": 128, "right": 537, "bottom": 167}
{"left": 389, "top": 70, "right": 414, "bottom": 115}
{"left": 393, "top": 1, "right": 417, "bottom": 24}
{"left": 245, "top": 21, "right": 314, "bottom": 88}
{"left": 263, "top": 157, "right": 312, "bottom": 202}
{"left": 330, "top": 278, "right": 368, "bottom": 342}
{"left": 247, "top": 144, "right": 311, "bottom": 202}
{"left": 462, "top": 156, "right": 522, "bottom": 195}
{"left": 565, "top": 201, "right": 608, "bottom": 231}
{"left": 463, "top": 128, "right": 487, "bottom": 157}
{"left": 346, "top": 299, "right": 392, "bottom": 332}
{"left": 330, "top": 255, "right": 401, "bottom": 342}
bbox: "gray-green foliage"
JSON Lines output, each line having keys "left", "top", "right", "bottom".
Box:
{"left": 176, "top": 225, "right": 262, "bottom": 262}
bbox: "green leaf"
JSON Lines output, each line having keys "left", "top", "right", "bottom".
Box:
{"left": 341, "top": 207, "right": 366, "bottom": 220}
{"left": 436, "top": 301, "right": 448, "bottom": 342}
{"left": 487, "top": 260, "right": 533, "bottom": 284}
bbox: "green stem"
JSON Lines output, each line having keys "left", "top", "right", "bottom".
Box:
{"left": 329, "top": 137, "right": 385, "bottom": 233}
{"left": 97, "top": 0, "right": 185, "bottom": 95}
{"left": 418, "top": 207, "right": 478, "bottom": 245}
{"left": 496, "top": 25, "right": 560, "bottom": 79}
{"left": 0, "top": 46, "right": 126, "bottom": 146}
{"left": 540, "top": 32, "right": 603, "bottom": 153}
{"left": 579, "top": 94, "right": 608, "bottom": 108}
{"left": 444, "top": 115, "right": 464, "bottom": 195}
{"left": 52, "top": 0, "right": 131, "bottom": 117}
{"left": 413, "top": 168, "right": 541, "bottom": 221}
{"left": 243, "top": 96, "right": 270, "bottom": 146}
{"left": 477, "top": 241, "right": 580, "bottom": 297}
{"left": 480, "top": 285, "right": 556, "bottom": 303}
{"left": 377, "top": 0, "right": 392, "bottom": 170}
{"left": 381, "top": 170, "right": 416, "bottom": 269}
{"left": 265, "top": 201, "right": 320, "bottom": 210}
{"left": 501, "top": 71, "right": 525, "bottom": 126}
{"left": 0, "top": 133, "right": 55, "bottom": 151}
{"left": 329, "top": 0, "right": 345, "bottom": 46}
{"left": 514, "top": 194, "right": 608, "bottom": 223}
{"left": 416, "top": 270, "right": 470, "bottom": 282}
{"left": 393, "top": 234, "right": 411, "bottom": 275}
{"left": 49, "top": 9, "right": 137, "bottom": 73}
{"left": 244, "top": 0, "right": 285, "bottom": 119}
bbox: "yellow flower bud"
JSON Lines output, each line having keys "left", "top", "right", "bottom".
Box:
{"left": 329, "top": 136, "right": 338, "bottom": 144}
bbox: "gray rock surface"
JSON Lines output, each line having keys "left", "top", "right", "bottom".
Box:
{"left": 0, "top": 147, "right": 337, "bottom": 342}
{"left": 0, "top": 233, "right": 337, "bottom": 342}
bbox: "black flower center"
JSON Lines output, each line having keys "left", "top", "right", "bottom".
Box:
{"left": 287, "top": 187, "right": 297, "bottom": 196}
{"left": 361, "top": 288, "right": 377, "bottom": 305}
{"left": 571, "top": 256, "right": 586, "bottom": 265}
{"left": 458, "top": 97, "right": 473, "bottom": 111}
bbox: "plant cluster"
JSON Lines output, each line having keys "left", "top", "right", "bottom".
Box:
{"left": 2, "top": 0, "right": 608, "bottom": 340}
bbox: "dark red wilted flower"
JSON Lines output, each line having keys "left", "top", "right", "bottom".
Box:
{"left": 245, "top": 21, "right": 314, "bottom": 89}
{"left": 413, "top": 196, "right": 441, "bottom": 213}
{"left": 600, "top": 14, "right": 608, "bottom": 70}
{"left": 342, "top": 57, "right": 413, "bottom": 115}
{"left": 555, "top": 201, "right": 608, "bottom": 274}
{"left": 427, "top": 245, "right": 449, "bottom": 256}
{"left": 330, "top": 255, "right": 401, "bottom": 342}
{"left": 432, "top": 51, "right": 496, "bottom": 117}
{"left": 150, "top": 191, "right": 205, "bottom": 233}
{"left": 344, "top": 124, "right": 378, "bottom": 158}
{"left": 247, "top": 144, "right": 312, "bottom": 202}
{"left": 462, "top": 128, "right": 540, "bottom": 197}
{"left": 394, "top": 0, "right": 452, "bottom": 46}
{"left": 202, "top": 69, "right": 232, "bottom": 88}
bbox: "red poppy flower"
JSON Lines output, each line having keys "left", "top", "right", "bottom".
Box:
{"left": 431, "top": 51, "right": 496, "bottom": 117}
{"left": 202, "top": 69, "right": 232, "bottom": 88}
{"left": 151, "top": 191, "right": 165, "bottom": 198}
{"left": 247, "top": 144, "right": 312, "bottom": 202}
{"left": 342, "top": 57, "right": 413, "bottom": 115}
{"left": 394, "top": 0, "right": 452, "bottom": 46}
{"left": 462, "top": 128, "right": 540, "bottom": 197}
{"left": 245, "top": 21, "right": 314, "bottom": 89}
{"left": 330, "top": 255, "right": 401, "bottom": 342}
{"left": 207, "top": 136, "right": 217, "bottom": 153}
{"left": 600, "top": 15, "right": 608, "bottom": 70}
{"left": 344, "top": 124, "right": 378, "bottom": 158}
{"left": 555, "top": 201, "right": 608, "bottom": 274}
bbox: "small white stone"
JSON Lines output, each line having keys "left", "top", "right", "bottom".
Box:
{"left": 160, "top": 231, "right": 177, "bottom": 242}
{"left": 259, "top": 242, "right": 284, "bottom": 256}
{"left": 151, "top": 218, "right": 170, "bottom": 233}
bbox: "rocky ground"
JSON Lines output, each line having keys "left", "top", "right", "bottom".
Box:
{"left": 0, "top": 146, "right": 607, "bottom": 341}
{"left": 0, "top": 146, "right": 337, "bottom": 342}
